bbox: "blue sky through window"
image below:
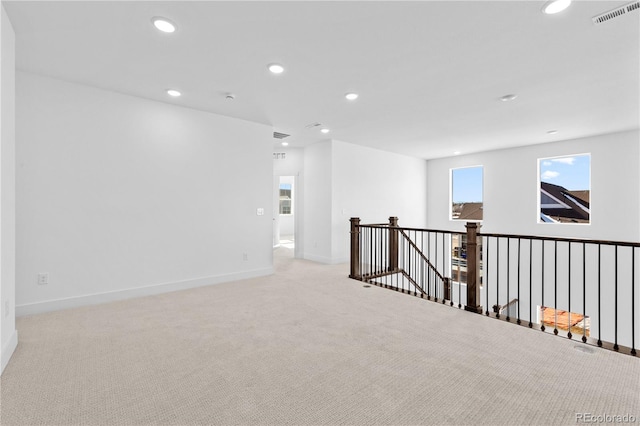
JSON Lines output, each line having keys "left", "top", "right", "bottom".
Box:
{"left": 452, "top": 166, "right": 483, "bottom": 203}
{"left": 539, "top": 154, "right": 590, "bottom": 190}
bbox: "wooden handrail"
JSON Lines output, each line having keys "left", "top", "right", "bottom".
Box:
{"left": 478, "top": 232, "right": 640, "bottom": 248}
{"left": 358, "top": 223, "right": 459, "bottom": 235}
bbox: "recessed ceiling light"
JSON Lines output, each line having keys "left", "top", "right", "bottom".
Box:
{"left": 268, "top": 63, "right": 285, "bottom": 74}
{"left": 542, "top": 0, "right": 572, "bottom": 15}
{"left": 345, "top": 93, "right": 359, "bottom": 101}
{"left": 500, "top": 94, "right": 517, "bottom": 102}
{"left": 320, "top": 128, "right": 330, "bottom": 134}
{"left": 453, "top": 151, "right": 461, "bottom": 155}
{"left": 281, "top": 142, "right": 289, "bottom": 146}
{"left": 152, "top": 17, "right": 176, "bottom": 33}
{"left": 166, "top": 89, "right": 181, "bottom": 97}
{"left": 547, "top": 130, "right": 558, "bottom": 134}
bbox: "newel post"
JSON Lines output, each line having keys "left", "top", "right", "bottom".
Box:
{"left": 389, "top": 216, "right": 399, "bottom": 271}
{"left": 464, "top": 222, "right": 483, "bottom": 313}
{"left": 349, "top": 217, "right": 361, "bottom": 279}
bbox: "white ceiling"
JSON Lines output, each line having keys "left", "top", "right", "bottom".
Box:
{"left": 4, "top": 1, "right": 639, "bottom": 159}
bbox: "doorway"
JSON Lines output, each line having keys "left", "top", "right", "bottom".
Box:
{"left": 273, "top": 176, "right": 296, "bottom": 254}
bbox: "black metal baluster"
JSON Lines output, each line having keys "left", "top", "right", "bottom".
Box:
{"left": 496, "top": 237, "right": 500, "bottom": 319}
{"left": 382, "top": 228, "right": 386, "bottom": 286}
{"left": 541, "top": 241, "right": 545, "bottom": 332}
{"left": 529, "top": 239, "right": 533, "bottom": 328}
{"left": 370, "top": 227, "right": 374, "bottom": 281}
{"left": 372, "top": 227, "right": 375, "bottom": 279}
{"left": 379, "top": 227, "right": 383, "bottom": 278}
{"left": 419, "top": 231, "right": 424, "bottom": 297}
{"left": 394, "top": 228, "right": 398, "bottom": 290}
{"left": 376, "top": 228, "right": 384, "bottom": 280}
{"left": 582, "top": 242, "right": 587, "bottom": 343}
{"left": 554, "top": 241, "right": 558, "bottom": 335}
{"left": 394, "top": 229, "right": 397, "bottom": 290}
{"left": 458, "top": 234, "right": 462, "bottom": 308}
{"left": 444, "top": 233, "right": 448, "bottom": 305}
{"left": 486, "top": 237, "right": 490, "bottom": 316}
{"left": 597, "top": 244, "right": 602, "bottom": 347}
{"left": 402, "top": 232, "right": 406, "bottom": 293}
{"left": 415, "top": 231, "right": 418, "bottom": 296}
{"left": 358, "top": 226, "right": 362, "bottom": 280}
{"left": 407, "top": 230, "right": 415, "bottom": 294}
{"left": 416, "top": 231, "right": 420, "bottom": 297}
{"left": 567, "top": 242, "right": 572, "bottom": 339}
{"left": 434, "top": 233, "right": 439, "bottom": 302}
{"left": 417, "top": 231, "right": 420, "bottom": 297}
{"left": 614, "top": 245, "right": 618, "bottom": 351}
{"left": 517, "top": 238, "right": 521, "bottom": 325}
{"left": 506, "top": 238, "right": 510, "bottom": 321}
{"left": 388, "top": 228, "right": 391, "bottom": 287}
{"left": 427, "top": 232, "right": 431, "bottom": 299}
{"left": 632, "top": 247, "right": 636, "bottom": 356}
{"left": 368, "top": 227, "right": 372, "bottom": 279}
{"left": 362, "top": 227, "right": 366, "bottom": 279}
{"left": 367, "top": 227, "right": 370, "bottom": 280}
{"left": 372, "top": 227, "right": 376, "bottom": 281}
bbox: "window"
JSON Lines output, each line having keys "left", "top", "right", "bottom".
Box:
{"left": 538, "top": 154, "right": 590, "bottom": 224}
{"left": 451, "top": 166, "right": 483, "bottom": 221}
{"left": 279, "top": 183, "right": 292, "bottom": 215}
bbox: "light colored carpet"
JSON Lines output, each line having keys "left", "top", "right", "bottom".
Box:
{"left": 1, "top": 247, "right": 638, "bottom": 425}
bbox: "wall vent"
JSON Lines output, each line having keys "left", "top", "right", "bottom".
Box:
{"left": 273, "top": 132, "right": 290, "bottom": 139}
{"left": 592, "top": 1, "right": 639, "bottom": 24}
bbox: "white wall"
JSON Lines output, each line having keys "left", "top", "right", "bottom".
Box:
{"left": 1, "top": 4, "right": 18, "bottom": 374}
{"left": 303, "top": 139, "right": 428, "bottom": 264}
{"left": 15, "top": 72, "right": 274, "bottom": 315}
{"left": 303, "top": 141, "right": 332, "bottom": 263}
{"left": 331, "top": 140, "right": 428, "bottom": 263}
{"left": 273, "top": 148, "right": 303, "bottom": 177}
{"left": 427, "top": 130, "right": 640, "bottom": 241}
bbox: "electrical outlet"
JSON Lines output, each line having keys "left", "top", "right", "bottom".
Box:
{"left": 38, "top": 273, "right": 49, "bottom": 285}
{"left": 256, "top": 208, "right": 264, "bottom": 216}
{"left": 242, "top": 253, "right": 248, "bottom": 261}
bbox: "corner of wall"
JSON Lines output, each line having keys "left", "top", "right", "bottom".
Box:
{"left": 1, "top": 2, "right": 18, "bottom": 375}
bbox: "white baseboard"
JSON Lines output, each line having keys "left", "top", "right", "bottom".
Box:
{"left": 1, "top": 329, "right": 18, "bottom": 375}
{"left": 16, "top": 267, "right": 273, "bottom": 317}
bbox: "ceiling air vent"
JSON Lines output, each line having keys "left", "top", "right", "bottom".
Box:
{"left": 273, "top": 131, "right": 290, "bottom": 139}
{"left": 592, "top": 1, "right": 639, "bottom": 24}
